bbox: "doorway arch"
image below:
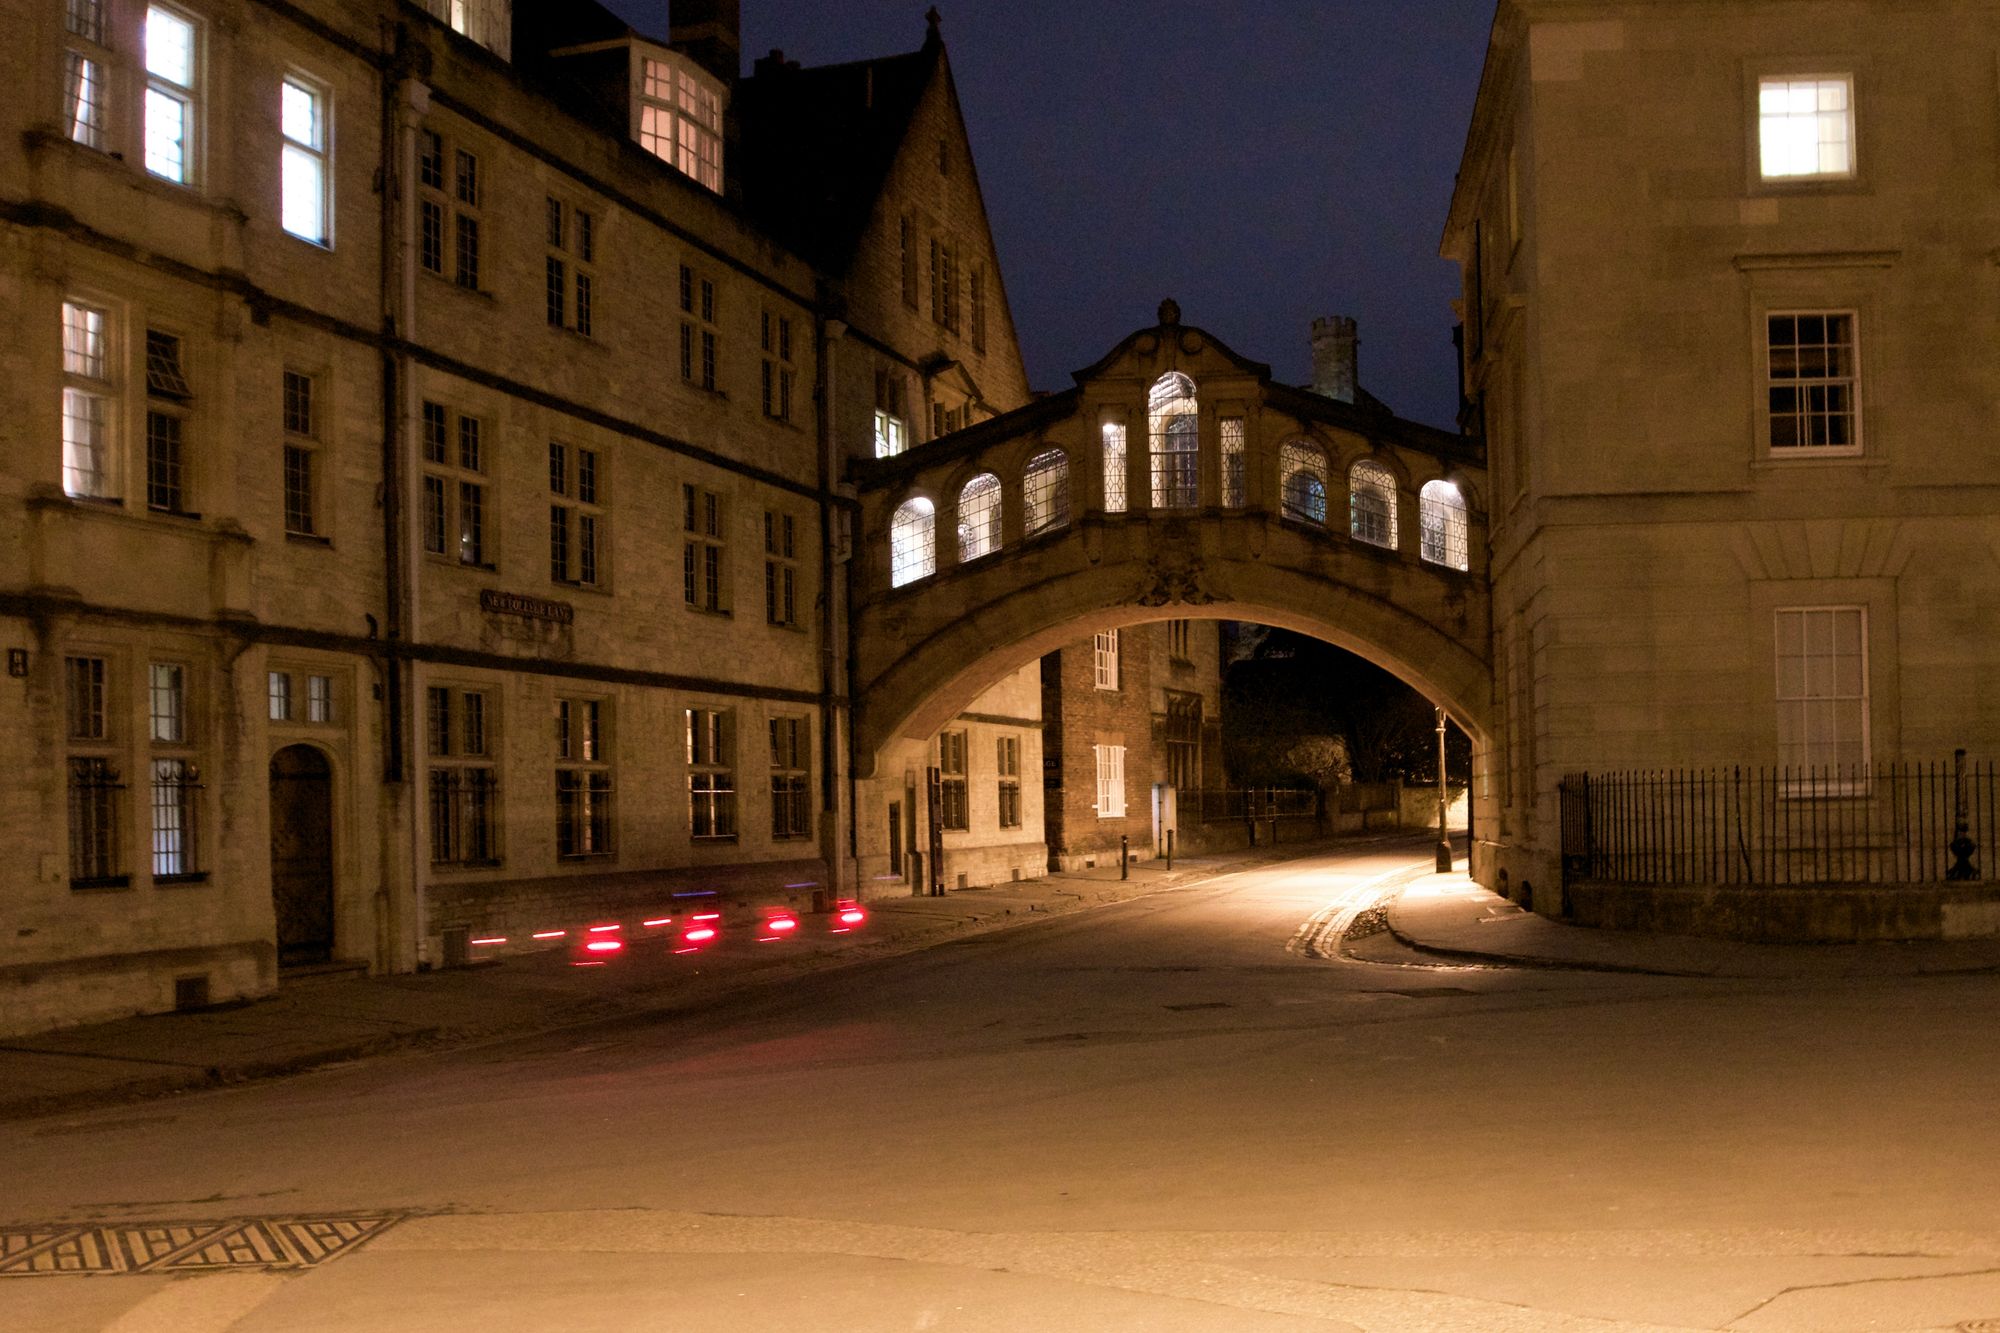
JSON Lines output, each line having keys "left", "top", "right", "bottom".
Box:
{"left": 269, "top": 744, "right": 335, "bottom": 968}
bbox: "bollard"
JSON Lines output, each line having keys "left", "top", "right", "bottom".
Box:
{"left": 1120, "top": 834, "right": 1129, "bottom": 880}
{"left": 1166, "top": 829, "right": 1174, "bottom": 870}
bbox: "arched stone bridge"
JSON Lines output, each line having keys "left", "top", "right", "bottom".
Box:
{"left": 847, "top": 309, "right": 1493, "bottom": 777}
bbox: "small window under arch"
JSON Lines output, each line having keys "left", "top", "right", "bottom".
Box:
{"left": 1349, "top": 459, "right": 1398, "bottom": 549}
{"left": 1023, "top": 448, "right": 1070, "bottom": 536}
{"left": 1279, "top": 440, "right": 1328, "bottom": 524}
{"left": 1148, "top": 372, "right": 1198, "bottom": 510}
{"left": 957, "top": 473, "right": 1002, "bottom": 562}
{"left": 1419, "top": 479, "right": 1469, "bottom": 571}
{"left": 890, "top": 497, "right": 935, "bottom": 587}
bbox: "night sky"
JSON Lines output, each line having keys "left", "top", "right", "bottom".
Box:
{"left": 604, "top": 1, "right": 1498, "bottom": 429}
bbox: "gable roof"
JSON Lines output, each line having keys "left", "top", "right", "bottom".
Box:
{"left": 733, "top": 39, "right": 942, "bottom": 272}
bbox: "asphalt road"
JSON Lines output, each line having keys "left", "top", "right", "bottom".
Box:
{"left": 5, "top": 839, "right": 2000, "bottom": 1332}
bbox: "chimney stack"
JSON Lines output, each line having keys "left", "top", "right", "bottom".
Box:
{"left": 1310, "top": 315, "right": 1359, "bottom": 404}
{"left": 671, "top": 0, "right": 741, "bottom": 82}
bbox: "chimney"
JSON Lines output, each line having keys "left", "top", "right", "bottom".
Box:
{"left": 1310, "top": 316, "right": 1359, "bottom": 404}
{"left": 671, "top": 0, "right": 741, "bottom": 82}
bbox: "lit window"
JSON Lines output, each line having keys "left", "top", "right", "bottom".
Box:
{"left": 1419, "top": 480, "right": 1470, "bottom": 571}
{"left": 957, "top": 473, "right": 1002, "bottom": 562}
{"left": 143, "top": 6, "right": 197, "bottom": 183}
{"left": 281, "top": 77, "right": 329, "bottom": 244}
{"left": 61, "top": 300, "right": 115, "bottom": 501}
{"left": 890, "top": 497, "right": 935, "bottom": 587}
{"left": 638, "top": 53, "right": 724, "bottom": 193}
{"left": 1023, "top": 449, "right": 1070, "bottom": 536}
{"left": 1148, "top": 372, "right": 1199, "bottom": 510}
{"left": 268, "top": 670, "right": 292, "bottom": 721}
{"left": 1101, "top": 421, "right": 1128, "bottom": 514}
{"left": 64, "top": 52, "right": 106, "bottom": 149}
{"left": 1349, "top": 459, "right": 1398, "bottom": 549}
{"left": 1093, "top": 629, "right": 1120, "bottom": 692}
{"left": 1094, "top": 743, "right": 1126, "bottom": 819}
{"left": 418, "top": 0, "right": 512, "bottom": 60}
{"left": 148, "top": 662, "right": 199, "bottom": 880}
{"left": 1759, "top": 76, "right": 1854, "bottom": 181}
{"left": 1775, "top": 607, "right": 1868, "bottom": 775}
{"left": 873, "top": 409, "right": 907, "bottom": 458}
{"left": 1279, "top": 440, "right": 1327, "bottom": 524}
{"left": 1767, "top": 312, "right": 1859, "bottom": 453}
{"left": 1220, "top": 417, "right": 1246, "bottom": 508}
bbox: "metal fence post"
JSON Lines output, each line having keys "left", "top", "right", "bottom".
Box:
{"left": 1120, "top": 834, "right": 1129, "bottom": 880}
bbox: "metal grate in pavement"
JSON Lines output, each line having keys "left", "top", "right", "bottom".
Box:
{"left": 0, "top": 1214, "right": 402, "bottom": 1277}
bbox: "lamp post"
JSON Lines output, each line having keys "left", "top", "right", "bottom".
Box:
{"left": 1435, "top": 707, "right": 1453, "bottom": 873}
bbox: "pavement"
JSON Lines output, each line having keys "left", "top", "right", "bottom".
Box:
{"left": 9, "top": 836, "right": 2000, "bottom": 1125}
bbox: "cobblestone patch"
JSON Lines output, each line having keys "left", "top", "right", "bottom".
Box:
{"left": 0, "top": 1214, "right": 403, "bottom": 1276}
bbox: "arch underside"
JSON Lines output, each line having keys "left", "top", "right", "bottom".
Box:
{"left": 850, "top": 518, "right": 1493, "bottom": 778}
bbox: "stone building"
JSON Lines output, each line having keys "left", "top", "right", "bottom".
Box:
{"left": 0, "top": 0, "right": 1041, "bottom": 1034}
{"left": 1039, "top": 619, "right": 1226, "bottom": 872}
{"left": 1445, "top": 0, "right": 2000, "bottom": 905}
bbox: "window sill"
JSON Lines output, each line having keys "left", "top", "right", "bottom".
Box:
{"left": 553, "top": 578, "right": 610, "bottom": 597}
{"left": 690, "top": 835, "right": 738, "bottom": 845}
{"left": 766, "top": 618, "right": 804, "bottom": 632}
{"left": 771, "top": 833, "right": 813, "bottom": 843}
{"left": 431, "top": 859, "right": 504, "bottom": 872}
{"left": 283, "top": 232, "right": 334, "bottom": 253}
{"left": 558, "top": 853, "right": 618, "bottom": 863}
{"left": 154, "top": 871, "right": 211, "bottom": 888}
{"left": 685, "top": 604, "right": 732, "bottom": 619}
{"left": 70, "top": 875, "right": 132, "bottom": 892}
{"left": 148, "top": 506, "right": 204, "bottom": 522}
{"left": 1754, "top": 450, "right": 1873, "bottom": 467}
{"left": 682, "top": 382, "right": 729, "bottom": 402}
{"left": 286, "top": 531, "right": 333, "bottom": 547}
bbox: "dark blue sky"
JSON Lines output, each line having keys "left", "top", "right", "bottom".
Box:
{"left": 605, "top": 1, "right": 1497, "bottom": 428}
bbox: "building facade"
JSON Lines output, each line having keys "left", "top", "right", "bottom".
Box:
{"left": 1039, "top": 619, "right": 1226, "bottom": 872}
{"left": 0, "top": 0, "right": 1043, "bottom": 1034}
{"left": 1445, "top": 0, "right": 2000, "bottom": 906}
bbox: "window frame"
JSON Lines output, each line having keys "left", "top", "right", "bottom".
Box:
{"left": 549, "top": 440, "right": 605, "bottom": 589}
{"left": 1773, "top": 605, "right": 1871, "bottom": 785}
{"left": 682, "top": 483, "right": 728, "bottom": 613}
{"left": 61, "top": 297, "right": 119, "bottom": 502}
{"left": 420, "top": 401, "right": 492, "bottom": 568}
{"left": 769, "top": 715, "right": 811, "bottom": 841}
{"left": 996, "top": 734, "right": 1021, "bottom": 829}
{"left": 427, "top": 683, "right": 500, "bottom": 868}
{"left": 555, "top": 696, "right": 615, "bottom": 859}
{"left": 1762, "top": 308, "right": 1863, "bottom": 459}
{"left": 1093, "top": 629, "right": 1120, "bottom": 692}
{"left": 1753, "top": 71, "right": 1857, "bottom": 186}
{"left": 142, "top": 4, "right": 201, "bottom": 186}
{"left": 282, "top": 368, "right": 324, "bottom": 539}
{"left": 763, "top": 509, "right": 798, "bottom": 627}
{"left": 1094, "top": 743, "right": 1127, "bottom": 820}
{"left": 279, "top": 73, "right": 332, "bottom": 247}
{"left": 688, "top": 706, "right": 737, "bottom": 841}
{"left": 937, "top": 730, "right": 969, "bottom": 832}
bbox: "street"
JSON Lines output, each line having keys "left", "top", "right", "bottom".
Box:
{"left": 4, "top": 840, "right": 2000, "bottom": 1332}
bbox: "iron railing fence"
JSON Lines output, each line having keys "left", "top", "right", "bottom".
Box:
{"left": 1560, "top": 756, "right": 1993, "bottom": 888}
{"left": 1189, "top": 787, "right": 1319, "bottom": 826}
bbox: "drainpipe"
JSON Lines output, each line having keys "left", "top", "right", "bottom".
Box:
{"left": 385, "top": 29, "right": 431, "bottom": 969}
{"left": 816, "top": 305, "right": 853, "bottom": 904}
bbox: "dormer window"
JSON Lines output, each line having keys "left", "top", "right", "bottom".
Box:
{"left": 636, "top": 49, "right": 724, "bottom": 194}
{"left": 419, "top": 0, "right": 511, "bottom": 62}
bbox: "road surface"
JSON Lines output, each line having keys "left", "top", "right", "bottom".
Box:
{"left": 4, "top": 839, "right": 1999, "bottom": 1331}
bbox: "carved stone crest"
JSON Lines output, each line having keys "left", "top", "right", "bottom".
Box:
{"left": 1133, "top": 552, "right": 1219, "bottom": 607}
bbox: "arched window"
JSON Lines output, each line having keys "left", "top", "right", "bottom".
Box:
{"left": 1023, "top": 448, "right": 1070, "bottom": 536}
{"left": 1148, "top": 372, "right": 1199, "bottom": 510}
{"left": 1349, "top": 459, "right": 1399, "bottom": 549}
{"left": 1279, "top": 440, "right": 1328, "bottom": 524}
{"left": 957, "top": 473, "right": 1002, "bottom": 562}
{"left": 890, "top": 497, "right": 935, "bottom": 587}
{"left": 1419, "top": 480, "right": 1470, "bottom": 571}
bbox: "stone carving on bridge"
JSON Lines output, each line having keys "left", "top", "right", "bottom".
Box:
{"left": 1133, "top": 552, "right": 1220, "bottom": 607}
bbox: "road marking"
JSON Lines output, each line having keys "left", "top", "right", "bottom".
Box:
{"left": 0, "top": 1214, "right": 403, "bottom": 1277}
{"left": 1287, "top": 864, "right": 1434, "bottom": 960}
